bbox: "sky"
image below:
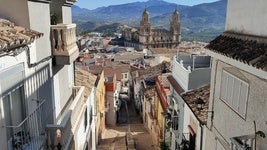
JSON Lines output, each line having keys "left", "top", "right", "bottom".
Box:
{"left": 75, "top": 0, "right": 219, "bottom": 10}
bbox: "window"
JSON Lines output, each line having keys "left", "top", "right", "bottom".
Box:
{"left": 220, "top": 70, "right": 249, "bottom": 118}
{"left": 0, "top": 64, "right": 25, "bottom": 141}
{"left": 172, "top": 111, "right": 178, "bottom": 131}
{"left": 84, "top": 108, "right": 88, "bottom": 131}
{"left": 124, "top": 73, "right": 127, "bottom": 79}
{"left": 3, "top": 86, "right": 26, "bottom": 140}
{"left": 89, "top": 108, "right": 93, "bottom": 126}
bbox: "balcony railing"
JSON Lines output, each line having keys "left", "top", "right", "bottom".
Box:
{"left": 51, "top": 24, "right": 79, "bottom": 65}
{"left": 230, "top": 134, "right": 255, "bottom": 150}
{"left": 4, "top": 100, "right": 47, "bottom": 150}
{"left": 46, "top": 86, "right": 85, "bottom": 150}
{"left": 171, "top": 116, "right": 179, "bottom": 134}
{"left": 180, "top": 133, "right": 190, "bottom": 150}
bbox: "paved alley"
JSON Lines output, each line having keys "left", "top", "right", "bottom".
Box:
{"left": 97, "top": 98, "right": 158, "bottom": 150}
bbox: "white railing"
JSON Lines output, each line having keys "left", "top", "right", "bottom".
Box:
{"left": 5, "top": 100, "right": 47, "bottom": 150}
{"left": 230, "top": 134, "right": 255, "bottom": 150}
{"left": 46, "top": 86, "right": 85, "bottom": 150}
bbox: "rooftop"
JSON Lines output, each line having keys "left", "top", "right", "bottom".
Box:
{"left": 75, "top": 69, "right": 97, "bottom": 99}
{"left": 136, "top": 61, "right": 171, "bottom": 79}
{"left": 181, "top": 85, "right": 210, "bottom": 124}
{"left": 206, "top": 32, "right": 267, "bottom": 71}
{"left": 0, "top": 19, "right": 43, "bottom": 52}
{"left": 155, "top": 75, "right": 170, "bottom": 111}
{"left": 150, "top": 48, "right": 177, "bottom": 55}
{"left": 114, "top": 52, "right": 144, "bottom": 62}
{"left": 103, "top": 67, "right": 122, "bottom": 81}
{"left": 176, "top": 55, "right": 211, "bottom": 70}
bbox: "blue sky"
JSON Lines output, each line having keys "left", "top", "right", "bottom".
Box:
{"left": 75, "top": 0, "right": 219, "bottom": 10}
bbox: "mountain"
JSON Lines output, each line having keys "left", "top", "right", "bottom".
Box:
{"left": 72, "top": 0, "right": 227, "bottom": 42}
{"left": 73, "top": 0, "right": 189, "bottom": 24}
{"left": 150, "top": 0, "right": 227, "bottom": 41}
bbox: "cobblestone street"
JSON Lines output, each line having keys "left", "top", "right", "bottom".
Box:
{"left": 97, "top": 98, "right": 158, "bottom": 150}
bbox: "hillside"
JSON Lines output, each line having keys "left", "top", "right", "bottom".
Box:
{"left": 73, "top": 0, "right": 227, "bottom": 42}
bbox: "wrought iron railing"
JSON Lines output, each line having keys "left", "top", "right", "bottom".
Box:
{"left": 230, "top": 134, "right": 255, "bottom": 150}
{"left": 4, "top": 100, "right": 47, "bottom": 150}
{"left": 180, "top": 133, "right": 190, "bottom": 150}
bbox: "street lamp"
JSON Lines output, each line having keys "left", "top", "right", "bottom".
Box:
{"left": 194, "top": 97, "right": 205, "bottom": 113}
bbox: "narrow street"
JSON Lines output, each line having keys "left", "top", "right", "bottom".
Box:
{"left": 97, "top": 97, "right": 158, "bottom": 150}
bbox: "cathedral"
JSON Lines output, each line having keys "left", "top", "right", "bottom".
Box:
{"left": 122, "top": 8, "right": 181, "bottom": 50}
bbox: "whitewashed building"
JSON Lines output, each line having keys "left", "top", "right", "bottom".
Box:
{"left": 168, "top": 55, "right": 211, "bottom": 150}
{"left": 0, "top": 0, "right": 95, "bottom": 149}
{"left": 0, "top": 18, "right": 51, "bottom": 150}
{"left": 204, "top": 0, "right": 267, "bottom": 149}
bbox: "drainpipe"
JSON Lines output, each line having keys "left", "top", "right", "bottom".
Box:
{"left": 200, "top": 122, "right": 203, "bottom": 150}
{"left": 73, "top": 61, "right": 76, "bottom": 85}
{"left": 209, "top": 59, "right": 218, "bottom": 129}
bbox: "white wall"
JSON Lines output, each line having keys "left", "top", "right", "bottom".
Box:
{"left": 76, "top": 106, "right": 87, "bottom": 150}
{"left": 62, "top": 6, "right": 72, "bottom": 24}
{"left": 28, "top": 1, "right": 52, "bottom": 61}
{"left": 105, "top": 91, "right": 117, "bottom": 126}
{"left": 0, "top": 0, "right": 30, "bottom": 27}
{"left": 0, "top": 43, "right": 53, "bottom": 149}
{"left": 226, "top": 0, "right": 267, "bottom": 36}
{"left": 183, "top": 104, "right": 202, "bottom": 150}
{"left": 205, "top": 59, "right": 267, "bottom": 149}
{"left": 172, "top": 59, "right": 190, "bottom": 91}
{"left": 188, "top": 68, "right": 211, "bottom": 89}
{"left": 53, "top": 65, "right": 73, "bottom": 120}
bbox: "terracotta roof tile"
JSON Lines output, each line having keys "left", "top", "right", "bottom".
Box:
{"left": 155, "top": 76, "right": 170, "bottom": 111}
{"left": 0, "top": 19, "right": 43, "bottom": 51}
{"left": 206, "top": 32, "right": 267, "bottom": 71}
{"left": 181, "top": 85, "right": 210, "bottom": 124}
{"left": 75, "top": 69, "right": 97, "bottom": 99}
{"left": 103, "top": 67, "right": 122, "bottom": 81}
{"left": 150, "top": 48, "right": 177, "bottom": 55}
{"left": 144, "top": 87, "right": 156, "bottom": 98}
{"left": 136, "top": 61, "right": 171, "bottom": 79}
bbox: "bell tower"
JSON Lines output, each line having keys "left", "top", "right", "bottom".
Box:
{"left": 170, "top": 8, "right": 181, "bottom": 43}
{"left": 140, "top": 8, "right": 151, "bottom": 35}
{"left": 139, "top": 8, "right": 152, "bottom": 47}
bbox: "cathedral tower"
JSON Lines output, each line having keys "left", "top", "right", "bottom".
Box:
{"left": 139, "top": 8, "right": 152, "bottom": 46}
{"left": 140, "top": 8, "right": 151, "bottom": 35}
{"left": 170, "top": 8, "right": 181, "bottom": 43}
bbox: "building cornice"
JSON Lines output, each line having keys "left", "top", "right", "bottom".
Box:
{"left": 206, "top": 49, "right": 267, "bottom": 80}
{"left": 28, "top": 0, "right": 51, "bottom": 4}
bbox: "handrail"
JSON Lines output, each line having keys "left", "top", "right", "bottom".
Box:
{"left": 3, "top": 100, "right": 45, "bottom": 128}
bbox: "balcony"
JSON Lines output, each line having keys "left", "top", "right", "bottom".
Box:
{"left": 51, "top": 24, "right": 79, "bottom": 65}
{"left": 4, "top": 100, "right": 47, "bottom": 150}
{"left": 171, "top": 116, "right": 179, "bottom": 133}
{"left": 46, "top": 86, "right": 85, "bottom": 149}
{"left": 230, "top": 134, "right": 255, "bottom": 150}
{"left": 180, "top": 133, "right": 190, "bottom": 150}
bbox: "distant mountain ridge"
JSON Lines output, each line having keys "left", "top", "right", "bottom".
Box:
{"left": 73, "top": 0, "right": 227, "bottom": 42}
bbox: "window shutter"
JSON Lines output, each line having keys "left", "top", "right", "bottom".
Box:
{"left": 220, "top": 71, "right": 228, "bottom": 101}
{"left": 220, "top": 70, "right": 249, "bottom": 118}
{"left": 226, "top": 75, "right": 234, "bottom": 105}
{"left": 239, "top": 82, "right": 248, "bottom": 117}
{"left": 232, "top": 79, "right": 241, "bottom": 110}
